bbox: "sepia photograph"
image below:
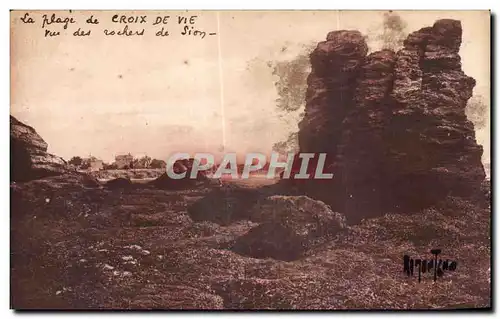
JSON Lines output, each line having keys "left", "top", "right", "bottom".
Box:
{"left": 9, "top": 9, "right": 491, "bottom": 310}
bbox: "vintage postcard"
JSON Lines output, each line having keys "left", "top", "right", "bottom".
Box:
{"left": 10, "top": 10, "right": 491, "bottom": 310}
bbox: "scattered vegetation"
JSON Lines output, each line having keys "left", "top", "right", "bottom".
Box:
{"left": 11, "top": 174, "right": 491, "bottom": 309}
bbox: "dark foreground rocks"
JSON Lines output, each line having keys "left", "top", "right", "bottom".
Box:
{"left": 232, "top": 196, "right": 346, "bottom": 261}
{"left": 10, "top": 173, "right": 491, "bottom": 309}
{"left": 129, "top": 285, "right": 224, "bottom": 309}
{"left": 150, "top": 173, "right": 199, "bottom": 190}
{"left": 10, "top": 116, "right": 70, "bottom": 182}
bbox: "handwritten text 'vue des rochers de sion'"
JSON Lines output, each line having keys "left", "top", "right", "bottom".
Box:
{"left": 19, "top": 12, "right": 217, "bottom": 39}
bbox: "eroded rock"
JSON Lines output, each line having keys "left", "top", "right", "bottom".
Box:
{"left": 105, "top": 177, "right": 133, "bottom": 189}
{"left": 295, "top": 19, "right": 486, "bottom": 220}
{"left": 129, "top": 285, "right": 224, "bottom": 309}
{"left": 150, "top": 158, "right": 212, "bottom": 190}
{"left": 232, "top": 196, "right": 346, "bottom": 261}
{"left": 10, "top": 116, "right": 70, "bottom": 182}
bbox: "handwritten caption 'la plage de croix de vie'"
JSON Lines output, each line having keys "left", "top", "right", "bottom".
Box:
{"left": 18, "top": 11, "right": 217, "bottom": 39}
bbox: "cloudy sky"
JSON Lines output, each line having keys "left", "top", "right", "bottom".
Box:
{"left": 10, "top": 10, "right": 490, "bottom": 163}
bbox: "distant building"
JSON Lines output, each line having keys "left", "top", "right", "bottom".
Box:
{"left": 82, "top": 156, "right": 104, "bottom": 171}
{"left": 89, "top": 159, "right": 104, "bottom": 171}
{"left": 115, "top": 153, "right": 134, "bottom": 169}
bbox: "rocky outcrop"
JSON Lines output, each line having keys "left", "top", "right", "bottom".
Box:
{"left": 232, "top": 196, "right": 346, "bottom": 260}
{"left": 10, "top": 116, "right": 70, "bottom": 182}
{"left": 188, "top": 185, "right": 262, "bottom": 225}
{"left": 296, "top": 19, "right": 485, "bottom": 220}
{"left": 249, "top": 195, "right": 346, "bottom": 233}
{"left": 336, "top": 49, "right": 397, "bottom": 217}
{"left": 129, "top": 285, "right": 224, "bottom": 309}
{"left": 105, "top": 177, "right": 133, "bottom": 189}
{"left": 298, "top": 30, "right": 368, "bottom": 156}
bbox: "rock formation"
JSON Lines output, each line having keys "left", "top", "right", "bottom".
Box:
{"left": 10, "top": 116, "right": 70, "bottom": 182}
{"left": 232, "top": 196, "right": 346, "bottom": 260}
{"left": 151, "top": 158, "right": 211, "bottom": 190}
{"left": 129, "top": 285, "right": 224, "bottom": 309}
{"left": 105, "top": 177, "right": 133, "bottom": 189}
{"left": 298, "top": 30, "right": 368, "bottom": 156}
{"left": 296, "top": 19, "right": 486, "bottom": 220}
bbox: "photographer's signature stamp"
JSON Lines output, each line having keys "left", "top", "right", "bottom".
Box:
{"left": 403, "top": 249, "right": 458, "bottom": 282}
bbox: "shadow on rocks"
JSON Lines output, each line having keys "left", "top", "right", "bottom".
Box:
{"left": 187, "top": 184, "right": 264, "bottom": 225}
